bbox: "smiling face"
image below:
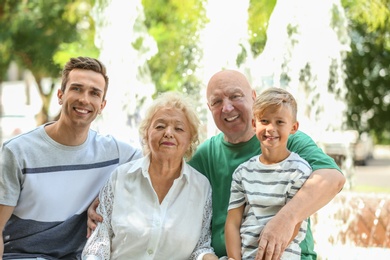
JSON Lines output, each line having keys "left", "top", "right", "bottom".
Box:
{"left": 253, "top": 105, "right": 298, "bottom": 151}
{"left": 57, "top": 68, "right": 106, "bottom": 129}
{"left": 207, "top": 70, "right": 256, "bottom": 143}
{"left": 147, "top": 107, "right": 192, "bottom": 162}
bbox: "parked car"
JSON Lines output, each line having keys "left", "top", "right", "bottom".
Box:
{"left": 317, "top": 130, "right": 374, "bottom": 167}
{"left": 353, "top": 132, "right": 374, "bottom": 166}
{"left": 317, "top": 130, "right": 357, "bottom": 168}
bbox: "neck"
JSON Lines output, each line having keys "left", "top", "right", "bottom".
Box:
{"left": 149, "top": 156, "right": 182, "bottom": 178}
{"left": 45, "top": 120, "right": 89, "bottom": 146}
{"left": 224, "top": 131, "right": 255, "bottom": 144}
{"left": 260, "top": 147, "right": 291, "bottom": 165}
{"left": 148, "top": 156, "right": 182, "bottom": 204}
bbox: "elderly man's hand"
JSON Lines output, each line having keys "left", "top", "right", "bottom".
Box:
{"left": 255, "top": 214, "right": 296, "bottom": 260}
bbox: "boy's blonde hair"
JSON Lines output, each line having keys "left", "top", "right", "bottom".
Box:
{"left": 253, "top": 87, "right": 298, "bottom": 121}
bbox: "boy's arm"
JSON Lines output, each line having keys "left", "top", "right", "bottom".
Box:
{"left": 0, "top": 205, "right": 15, "bottom": 258}
{"left": 225, "top": 206, "right": 244, "bottom": 260}
{"left": 255, "top": 168, "right": 345, "bottom": 260}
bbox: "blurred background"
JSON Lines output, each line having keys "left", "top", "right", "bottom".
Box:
{"left": 1, "top": 0, "right": 389, "bottom": 258}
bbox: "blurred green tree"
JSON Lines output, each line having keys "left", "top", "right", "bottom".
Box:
{"left": 0, "top": 0, "right": 98, "bottom": 125}
{"left": 142, "top": 0, "right": 207, "bottom": 97}
{"left": 342, "top": 0, "right": 390, "bottom": 143}
{"left": 247, "top": 0, "right": 276, "bottom": 58}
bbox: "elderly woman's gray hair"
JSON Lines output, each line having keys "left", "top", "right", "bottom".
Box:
{"left": 138, "top": 91, "right": 201, "bottom": 160}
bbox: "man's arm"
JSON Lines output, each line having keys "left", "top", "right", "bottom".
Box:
{"left": 86, "top": 197, "right": 102, "bottom": 238}
{"left": 255, "top": 168, "right": 345, "bottom": 260}
{"left": 0, "top": 205, "right": 15, "bottom": 258}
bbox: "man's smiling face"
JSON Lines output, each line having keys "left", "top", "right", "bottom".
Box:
{"left": 207, "top": 70, "right": 256, "bottom": 144}
{"left": 58, "top": 69, "right": 106, "bottom": 128}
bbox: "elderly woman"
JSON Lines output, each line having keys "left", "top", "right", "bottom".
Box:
{"left": 82, "top": 92, "right": 217, "bottom": 260}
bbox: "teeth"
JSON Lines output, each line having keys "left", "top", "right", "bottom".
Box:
{"left": 225, "top": 115, "right": 238, "bottom": 122}
{"left": 75, "top": 108, "right": 89, "bottom": 114}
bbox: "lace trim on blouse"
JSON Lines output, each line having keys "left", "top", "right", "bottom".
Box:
{"left": 190, "top": 187, "right": 214, "bottom": 259}
{"left": 82, "top": 181, "right": 113, "bottom": 260}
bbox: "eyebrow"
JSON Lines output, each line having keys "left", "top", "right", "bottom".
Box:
{"left": 91, "top": 87, "right": 104, "bottom": 93}
{"left": 70, "top": 83, "right": 103, "bottom": 93}
{"left": 154, "top": 118, "right": 185, "bottom": 125}
{"left": 228, "top": 87, "right": 243, "bottom": 92}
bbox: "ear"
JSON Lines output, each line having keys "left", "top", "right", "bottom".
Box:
{"left": 57, "top": 89, "right": 63, "bottom": 104}
{"left": 290, "top": 121, "right": 299, "bottom": 134}
{"left": 99, "top": 99, "right": 107, "bottom": 113}
{"left": 251, "top": 89, "right": 257, "bottom": 101}
{"left": 252, "top": 118, "right": 256, "bottom": 130}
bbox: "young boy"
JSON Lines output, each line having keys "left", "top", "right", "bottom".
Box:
{"left": 225, "top": 87, "right": 312, "bottom": 260}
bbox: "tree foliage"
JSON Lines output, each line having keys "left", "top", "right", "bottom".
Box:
{"left": 342, "top": 0, "right": 390, "bottom": 143}
{"left": 247, "top": 0, "right": 277, "bottom": 57}
{"left": 0, "top": 0, "right": 97, "bottom": 124}
{"left": 142, "top": 0, "right": 208, "bottom": 96}
{"left": 3, "top": 0, "right": 389, "bottom": 145}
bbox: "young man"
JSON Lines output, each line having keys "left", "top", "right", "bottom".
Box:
{"left": 225, "top": 87, "right": 312, "bottom": 259}
{"left": 0, "top": 57, "right": 142, "bottom": 259}
{"left": 188, "top": 70, "right": 345, "bottom": 259}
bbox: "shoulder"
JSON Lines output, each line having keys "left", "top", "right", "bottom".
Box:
{"left": 287, "top": 130, "right": 313, "bottom": 146}
{"left": 196, "top": 133, "right": 223, "bottom": 151}
{"left": 2, "top": 126, "right": 42, "bottom": 149}
{"left": 189, "top": 133, "right": 223, "bottom": 169}
{"left": 110, "top": 157, "right": 144, "bottom": 178}
{"left": 233, "top": 155, "right": 259, "bottom": 174}
{"left": 91, "top": 131, "right": 142, "bottom": 155}
{"left": 237, "top": 155, "right": 258, "bottom": 169}
{"left": 185, "top": 163, "right": 211, "bottom": 186}
{"left": 288, "top": 152, "right": 312, "bottom": 173}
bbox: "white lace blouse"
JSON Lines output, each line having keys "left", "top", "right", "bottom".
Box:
{"left": 82, "top": 156, "right": 214, "bottom": 260}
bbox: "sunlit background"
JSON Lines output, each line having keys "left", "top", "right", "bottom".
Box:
{"left": 1, "top": 0, "right": 390, "bottom": 259}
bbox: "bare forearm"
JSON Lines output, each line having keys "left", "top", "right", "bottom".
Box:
{"left": 225, "top": 228, "right": 242, "bottom": 260}
{"left": 225, "top": 209, "right": 244, "bottom": 260}
{"left": 225, "top": 217, "right": 242, "bottom": 260}
{"left": 277, "top": 168, "right": 345, "bottom": 224}
{"left": 202, "top": 253, "right": 218, "bottom": 260}
{"left": 1, "top": 237, "right": 3, "bottom": 260}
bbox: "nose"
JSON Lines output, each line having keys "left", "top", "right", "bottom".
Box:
{"left": 222, "top": 100, "right": 234, "bottom": 113}
{"left": 266, "top": 123, "right": 275, "bottom": 132}
{"left": 78, "top": 92, "right": 90, "bottom": 104}
{"left": 164, "top": 126, "right": 173, "bottom": 138}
